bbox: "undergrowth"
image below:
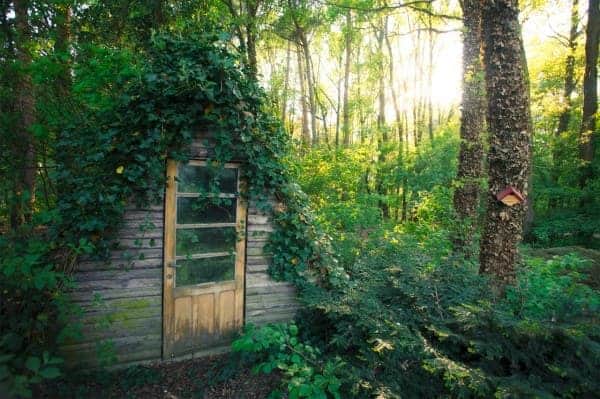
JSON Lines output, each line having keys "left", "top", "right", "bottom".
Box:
{"left": 235, "top": 231, "right": 599, "bottom": 398}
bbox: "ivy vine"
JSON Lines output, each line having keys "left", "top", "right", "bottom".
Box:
{"left": 55, "top": 32, "right": 345, "bottom": 288}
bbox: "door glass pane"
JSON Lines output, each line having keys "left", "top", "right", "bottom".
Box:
{"left": 177, "top": 197, "right": 236, "bottom": 224}
{"left": 178, "top": 164, "right": 238, "bottom": 194}
{"left": 176, "top": 227, "right": 236, "bottom": 256}
{"left": 175, "top": 255, "right": 235, "bottom": 286}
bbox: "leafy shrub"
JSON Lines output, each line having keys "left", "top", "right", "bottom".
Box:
{"left": 252, "top": 228, "right": 600, "bottom": 398}
{"left": 0, "top": 215, "right": 90, "bottom": 397}
{"left": 232, "top": 323, "right": 345, "bottom": 399}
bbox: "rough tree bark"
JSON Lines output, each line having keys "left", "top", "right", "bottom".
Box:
{"left": 579, "top": 0, "right": 599, "bottom": 185}
{"left": 479, "top": 0, "right": 532, "bottom": 290}
{"left": 452, "top": 0, "right": 486, "bottom": 256}
{"left": 13, "top": 0, "right": 36, "bottom": 227}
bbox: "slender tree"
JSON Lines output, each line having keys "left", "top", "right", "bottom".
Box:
{"left": 297, "top": 44, "right": 311, "bottom": 145}
{"left": 13, "top": 0, "right": 36, "bottom": 227}
{"left": 452, "top": 0, "right": 485, "bottom": 255}
{"left": 556, "top": 0, "right": 580, "bottom": 137}
{"left": 342, "top": 10, "right": 352, "bottom": 147}
{"left": 579, "top": 0, "right": 599, "bottom": 184}
{"left": 479, "top": 0, "right": 531, "bottom": 290}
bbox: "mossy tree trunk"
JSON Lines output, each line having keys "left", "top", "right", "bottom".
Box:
{"left": 452, "top": 0, "right": 485, "bottom": 256}
{"left": 479, "top": 0, "right": 531, "bottom": 290}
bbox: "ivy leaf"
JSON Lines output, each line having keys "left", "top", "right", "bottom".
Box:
{"left": 39, "top": 367, "right": 61, "bottom": 379}
{"left": 25, "top": 356, "right": 40, "bottom": 372}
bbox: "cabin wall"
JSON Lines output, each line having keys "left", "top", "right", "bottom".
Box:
{"left": 61, "top": 205, "right": 165, "bottom": 367}
{"left": 245, "top": 200, "right": 298, "bottom": 325}
{"left": 63, "top": 196, "right": 297, "bottom": 368}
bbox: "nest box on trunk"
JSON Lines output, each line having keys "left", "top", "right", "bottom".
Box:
{"left": 496, "top": 186, "right": 524, "bottom": 206}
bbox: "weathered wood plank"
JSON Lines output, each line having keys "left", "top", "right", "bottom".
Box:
{"left": 117, "top": 228, "right": 164, "bottom": 239}
{"left": 70, "top": 287, "right": 161, "bottom": 302}
{"left": 245, "top": 292, "right": 297, "bottom": 306}
{"left": 247, "top": 263, "right": 268, "bottom": 272}
{"left": 73, "top": 317, "right": 162, "bottom": 343}
{"left": 246, "top": 246, "right": 270, "bottom": 257}
{"left": 74, "top": 268, "right": 161, "bottom": 283}
{"left": 247, "top": 215, "right": 270, "bottom": 224}
{"left": 246, "top": 283, "right": 296, "bottom": 296}
{"left": 247, "top": 224, "right": 274, "bottom": 233}
{"left": 247, "top": 309, "right": 297, "bottom": 325}
{"left": 74, "top": 276, "right": 161, "bottom": 291}
{"left": 246, "top": 273, "right": 294, "bottom": 287}
{"left": 77, "top": 258, "right": 163, "bottom": 272}
{"left": 114, "top": 238, "right": 163, "bottom": 250}
{"left": 61, "top": 335, "right": 162, "bottom": 368}
{"left": 108, "top": 248, "right": 163, "bottom": 260}
{"left": 246, "top": 255, "right": 272, "bottom": 266}
{"left": 246, "top": 240, "right": 267, "bottom": 249}
{"left": 75, "top": 296, "right": 162, "bottom": 315}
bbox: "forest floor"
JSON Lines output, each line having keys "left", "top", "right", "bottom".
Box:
{"left": 37, "top": 353, "right": 280, "bottom": 399}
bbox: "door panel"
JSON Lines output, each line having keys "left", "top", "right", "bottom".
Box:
{"left": 163, "top": 160, "right": 246, "bottom": 358}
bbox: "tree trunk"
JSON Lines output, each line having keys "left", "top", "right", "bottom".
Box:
{"left": 557, "top": 0, "right": 580, "bottom": 136}
{"left": 299, "top": 31, "right": 318, "bottom": 145}
{"left": 479, "top": 0, "right": 532, "bottom": 291}
{"left": 376, "top": 16, "right": 389, "bottom": 218}
{"left": 452, "top": 0, "right": 486, "bottom": 256}
{"left": 342, "top": 10, "right": 352, "bottom": 147}
{"left": 245, "top": 1, "right": 259, "bottom": 78}
{"left": 335, "top": 75, "right": 342, "bottom": 147}
{"left": 385, "top": 30, "right": 402, "bottom": 146}
{"left": 296, "top": 45, "right": 311, "bottom": 145}
{"left": 282, "top": 41, "right": 291, "bottom": 126}
{"left": 579, "top": 0, "right": 599, "bottom": 185}
{"left": 13, "top": 0, "right": 36, "bottom": 227}
{"left": 427, "top": 9, "right": 434, "bottom": 142}
{"left": 55, "top": 3, "right": 72, "bottom": 96}
{"left": 552, "top": 0, "right": 580, "bottom": 194}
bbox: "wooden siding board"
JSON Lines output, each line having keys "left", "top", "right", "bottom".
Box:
{"left": 244, "top": 198, "right": 297, "bottom": 327}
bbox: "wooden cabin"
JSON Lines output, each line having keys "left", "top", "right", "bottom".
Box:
{"left": 61, "top": 137, "right": 298, "bottom": 367}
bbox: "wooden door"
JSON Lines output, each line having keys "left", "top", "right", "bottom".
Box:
{"left": 163, "top": 160, "right": 246, "bottom": 358}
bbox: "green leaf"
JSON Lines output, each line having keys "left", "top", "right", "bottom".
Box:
{"left": 25, "top": 356, "right": 40, "bottom": 372}
{"left": 299, "top": 384, "right": 312, "bottom": 396}
{"left": 39, "top": 367, "right": 61, "bottom": 379}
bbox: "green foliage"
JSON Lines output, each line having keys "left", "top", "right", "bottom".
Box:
{"left": 292, "top": 233, "right": 599, "bottom": 397}
{"left": 236, "top": 144, "right": 600, "bottom": 398}
{"left": 0, "top": 214, "right": 88, "bottom": 397}
{"left": 232, "top": 323, "right": 345, "bottom": 399}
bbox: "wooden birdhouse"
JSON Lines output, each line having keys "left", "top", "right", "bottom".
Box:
{"left": 496, "top": 186, "right": 524, "bottom": 206}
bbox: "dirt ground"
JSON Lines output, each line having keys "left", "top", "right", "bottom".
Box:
{"left": 37, "top": 354, "right": 282, "bottom": 399}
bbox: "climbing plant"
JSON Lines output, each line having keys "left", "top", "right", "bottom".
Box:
{"left": 55, "top": 32, "right": 340, "bottom": 289}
